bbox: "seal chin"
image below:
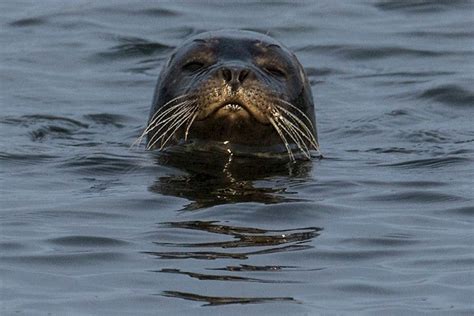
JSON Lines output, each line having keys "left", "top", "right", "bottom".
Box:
{"left": 188, "top": 99, "right": 277, "bottom": 145}
{"left": 196, "top": 101, "right": 254, "bottom": 131}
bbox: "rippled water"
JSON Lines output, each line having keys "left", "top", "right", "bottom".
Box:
{"left": 1, "top": 1, "right": 473, "bottom": 314}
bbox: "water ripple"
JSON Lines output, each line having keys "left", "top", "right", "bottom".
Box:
{"left": 155, "top": 221, "right": 321, "bottom": 248}
{"left": 47, "top": 236, "right": 127, "bottom": 247}
{"left": 157, "top": 268, "right": 297, "bottom": 284}
{"left": 2, "top": 115, "right": 89, "bottom": 128}
{"left": 144, "top": 220, "right": 321, "bottom": 301}
{"left": 374, "top": 0, "right": 472, "bottom": 13}
{"left": 94, "top": 36, "right": 173, "bottom": 60}
{"left": 341, "top": 237, "right": 420, "bottom": 247}
{"left": 297, "top": 44, "right": 459, "bottom": 59}
{"left": 366, "top": 191, "right": 466, "bottom": 203}
{"left": 0, "top": 152, "right": 57, "bottom": 165}
{"left": 381, "top": 156, "right": 471, "bottom": 169}
{"left": 60, "top": 154, "right": 140, "bottom": 175}
{"left": 209, "top": 264, "right": 314, "bottom": 272}
{"left": 435, "top": 206, "right": 474, "bottom": 217}
{"left": 1, "top": 252, "right": 125, "bottom": 266}
{"left": 8, "top": 17, "right": 48, "bottom": 27}
{"left": 83, "top": 113, "right": 129, "bottom": 128}
{"left": 145, "top": 244, "right": 312, "bottom": 260}
{"left": 161, "top": 291, "right": 297, "bottom": 306}
{"left": 419, "top": 84, "right": 474, "bottom": 107}
{"left": 1, "top": 114, "right": 91, "bottom": 143}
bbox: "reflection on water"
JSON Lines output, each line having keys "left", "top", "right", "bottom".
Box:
{"left": 146, "top": 220, "right": 321, "bottom": 304}
{"left": 145, "top": 220, "right": 320, "bottom": 260}
{"left": 149, "top": 149, "right": 314, "bottom": 210}
{"left": 145, "top": 153, "right": 322, "bottom": 304}
{"left": 161, "top": 290, "right": 297, "bottom": 306}
{"left": 158, "top": 268, "right": 297, "bottom": 283}
{"left": 154, "top": 220, "right": 321, "bottom": 249}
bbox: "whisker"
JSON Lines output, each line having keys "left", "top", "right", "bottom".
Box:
{"left": 146, "top": 106, "right": 193, "bottom": 149}
{"left": 274, "top": 114, "right": 311, "bottom": 159}
{"left": 147, "top": 107, "right": 194, "bottom": 150}
{"left": 148, "top": 101, "right": 195, "bottom": 132}
{"left": 268, "top": 117, "right": 295, "bottom": 162}
{"left": 146, "top": 100, "right": 195, "bottom": 134}
{"left": 157, "top": 107, "right": 198, "bottom": 150}
{"left": 132, "top": 101, "right": 194, "bottom": 148}
{"left": 160, "top": 112, "right": 194, "bottom": 150}
{"left": 275, "top": 99, "right": 319, "bottom": 151}
{"left": 273, "top": 111, "right": 310, "bottom": 158}
{"left": 289, "top": 128, "right": 311, "bottom": 158}
{"left": 148, "top": 94, "right": 192, "bottom": 123}
{"left": 184, "top": 110, "right": 199, "bottom": 141}
{"left": 274, "top": 103, "right": 319, "bottom": 151}
{"left": 276, "top": 111, "right": 313, "bottom": 152}
{"left": 276, "top": 98, "right": 316, "bottom": 131}
{"left": 147, "top": 105, "right": 197, "bottom": 150}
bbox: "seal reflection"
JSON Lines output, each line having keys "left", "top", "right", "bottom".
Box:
{"left": 149, "top": 145, "right": 314, "bottom": 210}
{"left": 145, "top": 149, "right": 323, "bottom": 306}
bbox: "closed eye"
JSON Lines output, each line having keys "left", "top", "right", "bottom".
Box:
{"left": 264, "top": 66, "right": 286, "bottom": 78}
{"left": 183, "top": 61, "right": 205, "bottom": 72}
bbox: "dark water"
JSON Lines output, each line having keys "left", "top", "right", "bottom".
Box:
{"left": 1, "top": 1, "right": 473, "bottom": 314}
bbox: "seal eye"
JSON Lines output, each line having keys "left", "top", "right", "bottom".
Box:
{"left": 183, "top": 61, "right": 205, "bottom": 72}
{"left": 265, "top": 66, "right": 286, "bottom": 78}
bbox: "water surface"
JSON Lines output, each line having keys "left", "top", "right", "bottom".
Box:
{"left": 1, "top": 0, "right": 473, "bottom": 314}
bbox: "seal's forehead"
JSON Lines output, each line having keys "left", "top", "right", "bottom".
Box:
{"left": 167, "top": 30, "right": 299, "bottom": 69}
{"left": 183, "top": 30, "right": 285, "bottom": 50}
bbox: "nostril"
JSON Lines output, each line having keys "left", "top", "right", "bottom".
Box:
{"left": 238, "top": 69, "right": 249, "bottom": 83}
{"left": 222, "top": 68, "right": 232, "bottom": 82}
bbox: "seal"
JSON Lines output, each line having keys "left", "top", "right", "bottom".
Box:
{"left": 138, "top": 30, "right": 320, "bottom": 161}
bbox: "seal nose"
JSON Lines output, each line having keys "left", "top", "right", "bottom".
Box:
{"left": 220, "top": 66, "right": 250, "bottom": 87}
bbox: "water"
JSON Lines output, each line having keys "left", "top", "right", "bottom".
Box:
{"left": 1, "top": 0, "right": 473, "bottom": 314}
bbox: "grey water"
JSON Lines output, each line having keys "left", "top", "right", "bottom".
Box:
{"left": 1, "top": 0, "right": 473, "bottom": 315}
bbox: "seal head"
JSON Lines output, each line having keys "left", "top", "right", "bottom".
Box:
{"left": 142, "top": 30, "right": 319, "bottom": 160}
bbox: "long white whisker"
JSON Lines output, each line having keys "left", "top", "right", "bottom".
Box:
{"left": 159, "top": 110, "right": 197, "bottom": 150}
{"left": 276, "top": 99, "right": 319, "bottom": 151}
{"left": 147, "top": 105, "right": 196, "bottom": 150}
{"left": 145, "top": 100, "right": 194, "bottom": 134}
{"left": 274, "top": 113, "right": 310, "bottom": 159}
{"left": 147, "top": 102, "right": 195, "bottom": 134}
{"left": 147, "top": 110, "right": 194, "bottom": 150}
{"left": 277, "top": 111, "right": 312, "bottom": 153}
{"left": 268, "top": 117, "right": 295, "bottom": 162}
{"left": 275, "top": 114, "right": 311, "bottom": 159}
{"left": 132, "top": 101, "right": 194, "bottom": 148}
{"left": 184, "top": 110, "right": 199, "bottom": 141}
{"left": 148, "top": 94, "right": 192, "bottom": 123}
{"left": 276, "top": 98, "right": 316, "bottom": 130}
{"left": 288, "top": 127, "right": 311, "bottom": 157}
{"left": 274, "top": 103, "right": 319, "bottom": 150}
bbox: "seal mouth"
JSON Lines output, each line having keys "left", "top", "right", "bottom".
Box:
{"left": 222, "top": 102, "right": 244, "bottom": 112}
{"left": 200, "top": 99, "right": 273, "bottom": 126}
{"left": 206, "top": 100, "right": 252, "bottom": 118}
{"left": 219, "top": 101, "right": 247, "bottom": 113}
